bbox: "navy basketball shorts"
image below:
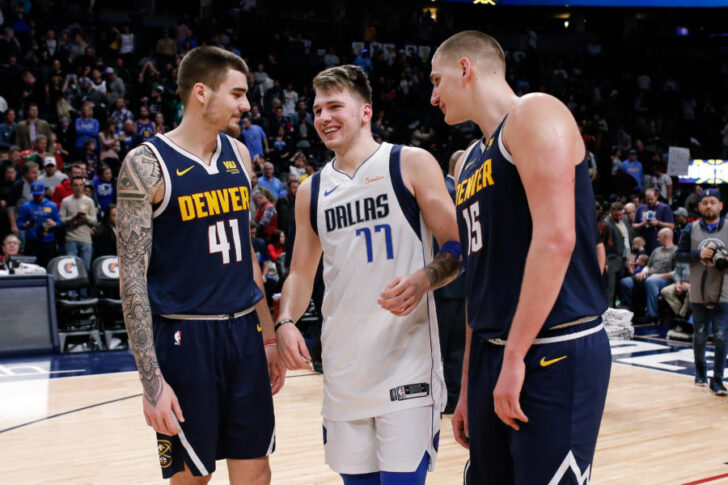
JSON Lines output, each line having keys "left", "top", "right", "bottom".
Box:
{"left": 467, "top": 318, "right": 611, "bottom": 485}
{"left": 152, "top": 311, "right": 275, "bottom": 479}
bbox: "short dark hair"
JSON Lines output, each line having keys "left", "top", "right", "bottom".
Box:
{"left": 434, "top": 30, "right": 506, "bottom": 75}
{"left": 312, "top": 65, "right": 372, "bottom": 105}
{"left": 610, "top": 202, "right": 624, "bottom": 211}
{"left": 177, "top": 46, "right": 249, "bottom": 105}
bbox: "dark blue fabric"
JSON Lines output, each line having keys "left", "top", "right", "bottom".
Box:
{"left": 388, "top": 144, "right": 420, "bottom": 240}
{"left": 146, "top": 133, "right": 262, "bottom": 315}
{"left": 310, "top": 170, "right": 321, "bottom": 235}
{"left": 153, "top": 312, "right": 275, "bottom": 478}
{"left": 456, "top": 118, "right": 607, "bottom": 340}
{"left": 467, "top": 321, "right": 610, "bottom": 484}
{"left": 340, "top": 453, "right": 429, "bottom": 485}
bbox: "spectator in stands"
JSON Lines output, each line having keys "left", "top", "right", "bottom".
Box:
{"left": 49, "top": 132, "right": 68, "bottom": 171}
{"left": 60, "top": 177, "right": 97, "bottom": 270}
{"left": 52, "top": 162, "right": 85, "bottom": 208}
{"left": 110, "top": 97, "right": 134, "bottom": 133}
{"left": 92, "top": 203, "right": 117, "bottom": 257}
{"left": 676, "top": 188, "right": 728, "bottom": 394}
{"left": 38, "top": 158, "right": 67, "bottom": 195}
{"left": 619, "top": 227, "right": 676, "bottom": 323}
{"left": 258, "top": 161, "right": 283, "bottom": 199}
{"left": 120, "top": 119, "right": 141, "bottom": 159}
{"left": 98, "top": 121, "right": 121, "bottom": 174}
{"left": 74, "top": 103, "right": 99, "bottom": 158}
{"left": 289, "top": 151, "right": 306, "bottom": 180}
{"left": 621, "top": 149, "right": 643, "bottom": 191}
{"left": 83, "top": 139, "right": 99, "bottom": 178}
{"left": 648, "top": 163, "right": 672, "bottom": 203}
{"left": 282, "top": 83, "right": 299, "bottom": 117}
{"left": 253, "top": 190, "right": 278, "bottom": 237}
{"left": 324, "top": 47, "right": 340, "bottom": 68}
{"left": 15, "top": 103, "right": 52, "bottom": 150}
{"left": 0, "top": 164, "right": 20, "bottom": 238}
{"left": 634, "top": 188, "right": 674, "bottom": 254}
{"left": 603, "top": 201, "right": 631, "bottom": 306}
{"left": 92, "top": 165, "right": 115, "bottom": 213}
{"left": 105, "top": 67, "right": 125, "bottom": 104}
{"left": 673, "top": 207, "right": 689, "bottom": 243}
{"left": 241, "top": 116, "right": 269, "bottom": 160}
{"left": 276, "top": 178, "right": 298, "bottom": 235}
{"left": 268, "top": 229, "right": 285, "bottom": 262}
{"left": 685, "top": 185, "right": 702, "bottom": 218}
{"left": 135, "top": 105, "right": 155, "bottom": 142}
{"left": 34, "top": 135, "right": 52, "bottom": 161}
{"left": 0, "top": 108, "right": 17, "bottom": 149}
{"left": 15, "top": 160, "right": 39, "bottom": 214}
{"left": 16, "top": 181, "right": 61, "bottom": 267}
{"left": 661, "top": 263, "right": 691, "bottom": 321}
{"left": 0, "top": 233, "right": 20, "bottom": 266}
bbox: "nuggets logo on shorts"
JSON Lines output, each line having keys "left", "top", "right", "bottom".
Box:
{"left": 157, "top": 440, "right": 172, "bottom": 468}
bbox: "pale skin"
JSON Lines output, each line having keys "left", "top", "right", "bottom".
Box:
{"left": 117, "top": 67, "right": 284, "bottom": 485}
{"left": 275, "top": 86, "right": 460, "bottom": 370}
{"left": 430, "top": 49, "right": 585, "bottom": 441}
{"left": 632, "top": 189, "right": 675, "bottom": 232}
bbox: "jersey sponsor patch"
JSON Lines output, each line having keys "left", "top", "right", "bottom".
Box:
{"left": 158, "top": 439, "right": 173, "bottom": 468}
{"left": 389, "top": 382, "right": 430, "bottom": 402}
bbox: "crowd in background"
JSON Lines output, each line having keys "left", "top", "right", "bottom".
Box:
{"left": 0, "top": 0, "right": 727, "bottom": 327}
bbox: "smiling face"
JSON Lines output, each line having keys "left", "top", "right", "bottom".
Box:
{"left": 313, "top": 87, "right": 371, "bottom": 151}
{"left": 201, "top": 68, "right": 249, "bottom": 138}
{"left": 429, "top": 53, "right": 470, "bottom": 125}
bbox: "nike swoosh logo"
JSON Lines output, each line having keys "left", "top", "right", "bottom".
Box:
{"left": 540, "top": 356, "right": 567, "bottom": 367}
{"left": 257, "top": 324, "right": 262, "bottom": 332}
{"left": 324, "top": 185, "right": 340, "bottom": 196}
{"left": 176, "top": 165, "right": 195, "bottom": 176}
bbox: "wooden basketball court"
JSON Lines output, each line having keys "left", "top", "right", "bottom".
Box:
{"left": 1, "top": 362, "right": 727, "bottom": 484}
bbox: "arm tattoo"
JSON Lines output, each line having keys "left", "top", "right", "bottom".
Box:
{"left": 117, "top": 145, "right": 165, "bottom": 405}
{"left": 424, "top": 251, "right": 460, "bottom": 291}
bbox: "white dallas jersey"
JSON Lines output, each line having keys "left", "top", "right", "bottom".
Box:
{"left": 310, "top": 142, "right": 445, "bottom": 421}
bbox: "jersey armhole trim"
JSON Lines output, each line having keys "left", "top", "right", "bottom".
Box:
{"left": 310, "top": 171, "right": 321, "bottom": 236}
{"left": 389, "top": 145, "right": 421, "bottom": 240}
{"left": 144, "top": 142, "right": 172, "bottom": 219}
{"left": 497, "top": 123, "right": 515, "bottom": 165}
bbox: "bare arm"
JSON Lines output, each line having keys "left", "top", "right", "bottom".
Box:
{"left": 596, "top": 242, "right": 606, "bottom": 274}
{"left": 495, "top": 94, "right": 583, "bottom": 430}
{"left": 276, "top": 176, "right": 321, "bottom": 369}
{"left": 117, "top": 145, "right": 166, "bottom": 405}
{"left": 233, "top": 138, "right": 286, "bottom": 390}
{"left": 378, "top": 147, "right": 461, "bottom": 316}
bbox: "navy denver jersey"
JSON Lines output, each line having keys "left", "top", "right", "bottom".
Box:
{"left": 456, "top": 117, "right": 607, "bottom": 339}
{"left": 144, "top": 133, "right": 262, "bottom": 315}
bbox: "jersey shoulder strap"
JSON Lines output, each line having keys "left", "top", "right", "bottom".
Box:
{"left": 309, "top": 171, "right": 322, "bottom": 235}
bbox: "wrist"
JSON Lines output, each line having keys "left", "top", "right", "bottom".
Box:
{"left": 274, "top": 318, "right": 294, "bottom": 333}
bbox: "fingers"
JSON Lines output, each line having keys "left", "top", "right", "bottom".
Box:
{"left": 161, "top": 411, "right": 181, "bottom": 436}
{"left": 378, "top": 278, "right": 418, "bottom": 315}
{"left": 171, "top": 394, "right": 185, "bottom": 424}
{"left": 298, "top": 335, "right": 312, "bottom": 363}
{"left": 494, "top": 396, "right": 528, "bottom": 431}
{"left": 451, "top": 410, "right": 470, "bottom": 449}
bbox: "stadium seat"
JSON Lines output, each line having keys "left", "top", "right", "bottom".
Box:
{"left": 47, "top": 256, "right": 101, "bottom": 352}
{"left": 91, "top": 256, "right": 126, "bottom": 349}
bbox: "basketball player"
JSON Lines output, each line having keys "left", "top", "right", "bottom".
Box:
{"left": 275, "top": 65, "right": 460, "bottom": 484}
{"left": 430, "top": 31, "right": 610, "bottom": 484}
{"left": 117, "top": 46, "right": 285, "bottom": 484}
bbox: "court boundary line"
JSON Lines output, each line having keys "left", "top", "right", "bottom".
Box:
{"left": 682, "top": 472, "right": 728, "bottom": 484}
{"left": 0, "top": 372, "right": 321, "bottom": 434}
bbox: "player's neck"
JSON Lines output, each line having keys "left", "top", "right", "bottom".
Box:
{"left": 332, "top": 133, "right": 380, "bottom": 176}
{"left": 166, "top": 117, "right": 220, "bottom": 165}
{"left": 471, "top": 83, "right": 518, "bottom": 140}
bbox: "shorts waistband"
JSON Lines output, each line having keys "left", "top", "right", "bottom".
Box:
{"left": 160, "top": 305, "right": 255, "bottom": 321}
{"left": 486, "top": 316, "right": 602, "bottom": 346}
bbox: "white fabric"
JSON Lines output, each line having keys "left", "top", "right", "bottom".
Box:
{"left": 315, "top": 142, "right": 445, "bottom": 421}
{"left": 323, "top": 405, "right": 439, "bottom": 474}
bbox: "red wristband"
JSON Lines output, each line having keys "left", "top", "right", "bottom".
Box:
{"left": 264, "top": 338, "right": 277, "bottom": 346}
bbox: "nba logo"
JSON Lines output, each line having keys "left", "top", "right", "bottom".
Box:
{"left": 397, "top": 386, "right": 406, "bottom": 401}
{"left": 174, "top": 331, "right": 181, "bottom": 346}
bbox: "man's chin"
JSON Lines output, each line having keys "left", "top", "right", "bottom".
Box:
{"left": 225, "top": 123, "right": 241, "bottom": 137}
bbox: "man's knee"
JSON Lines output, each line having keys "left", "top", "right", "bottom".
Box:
{"left": 228, "top": 457, "right": 271, "bottom": 485}
{"left": 171, "top": 463, "right": 212, "bottom": 485}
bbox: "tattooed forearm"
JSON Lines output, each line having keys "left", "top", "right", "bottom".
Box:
{"left": 117, "top": 146, "right": 165, "bottom": 405}
{"left": 424, "top": 251, "right": 460, "bottom": 291}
